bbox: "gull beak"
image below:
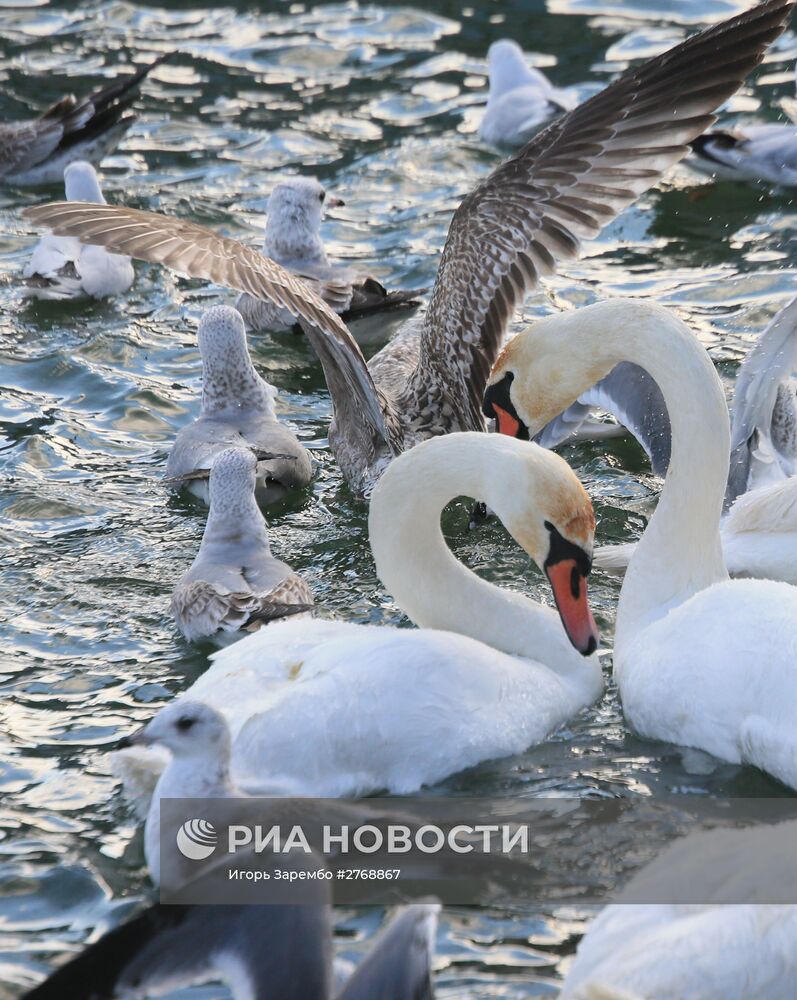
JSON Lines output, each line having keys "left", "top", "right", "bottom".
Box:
{"left": 116, "top": 726, "right": 148, "bottom": 750}
{"left": 326, "top": 195, "right": 345, "bottom": 209}
{"left": 545, "top": 559, "right": 600, "bottom": 656}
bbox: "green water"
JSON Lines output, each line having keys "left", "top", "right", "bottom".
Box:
{"left": 1, "top": 0, "right": 796, "bottom": 995}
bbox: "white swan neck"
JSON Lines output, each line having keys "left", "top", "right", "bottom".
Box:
{"left": 368, "top": 433, "right": 580, "bottom": 672}
{"left": 548, "top": 302, "right": 729, "bottom": 637}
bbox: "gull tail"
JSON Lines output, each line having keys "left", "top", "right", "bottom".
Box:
{"left": 344, "top": 277, "right": 428, "bottom": 321}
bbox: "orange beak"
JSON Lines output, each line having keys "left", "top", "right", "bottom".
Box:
{"left": 545, "top": 559, "right": 600, "bottom": 656}
{"left": 492, "top": 403, "right": 521, "bottom": 438}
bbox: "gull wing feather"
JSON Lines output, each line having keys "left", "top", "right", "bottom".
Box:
{"left": 23, "top": 201, "right": 393, "bottom": 451}
{"left": 416, "top": 0, "right": 794, "bottom": 431}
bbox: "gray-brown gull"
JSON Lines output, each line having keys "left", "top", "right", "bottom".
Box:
{"left": 24, "top": 0, "right": 794, "bottom": 497}
{"left": 236, "top": 176, "right": 427, "bottom": 333}
{"left": 1, "top": 54, "right": 169, "bottom": 186}
{"left": 165, "top": 305, "right": 313, "bottom": 504}
{"left": 23, "top": 161, "right": 134, "bottom": 300}
{"left": 170, "top": 447, "right": 313, "bottom": 643}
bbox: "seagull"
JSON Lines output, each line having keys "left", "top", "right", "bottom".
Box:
{"left": 22, "top": 161, "right": 134, "bottom": 300}
{"left": 24, "top": 0, "right": 795, "bottom": 497}
{"left": 236, "top": 176, "right": 427, "bottom": 334}
{"left": 1, "top": 54, "right": 169, "bottom": 186}
{"left": 165, "top": 305, "right": 313, "bottom": 504}
{"left": 21, "top": 813, "right": 438, "bottom": 1000}
{"left": 479, "top": 40, "right": 575, "bottom": 148}
{"left": 687, "top": 60, "right": 797, "bottom": 185}
{"left": 170, "top": 447, "right": 313, "bottom": 643}
{"left": 591, "top": 295, "right": 797, "bottom": 581}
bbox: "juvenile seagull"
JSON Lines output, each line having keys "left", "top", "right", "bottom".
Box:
{"left": 479, "top": 40, "right": 576, "bottom": 148}
{"left": 22, "top": 161, "right": 134, "bottom": 300}
{"left": 171, "top": 447, "right": 313, "bottom": 643}
{"left": 236, "top": 176, "right": 427, "bottom": 333}
{"left": 166, "top": 306, "right": 313, "bottom": 504}
{"left": 25, "top": 0, "right": 795, "bottom": 496}
{"left": 1, "top": 54, "right": 169, "bottom": 186}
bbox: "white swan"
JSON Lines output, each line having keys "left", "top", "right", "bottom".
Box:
{"left": 484, "top": 298, "right": 797, "bottom": 790}
{"left": 22, "top": 161, "right": 134, "bottom": 300}
{"left": 591, "top": 295, "right": 797, "bottom": 582}
{"left": 560, "top": 820, "right": 797, "bottom": 999}
{"left": 479, "top": 40, "right": 575, "bottom": 148}
{"left": 114, "top": 431, "right": 602, "bottom": 801}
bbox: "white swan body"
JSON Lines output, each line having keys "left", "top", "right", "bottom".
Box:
{"left": 114, "top": 432, "right": 602, "bottom": 802}
{"left": 479, "top": 40, "right": 574, "bottom": 148}
{"left": 561, "top": 821, "right": 797, "bottom": 999}
{"left": 486, "top": 299, "right": 797, "bottom": 789}
{"left": 23, "top": 161, "right": 133, "bottom": 300}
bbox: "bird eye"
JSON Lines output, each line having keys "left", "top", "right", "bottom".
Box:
{"left": 176, "top": 717, "right": 195, "bottom": 731}
{"left": 319, "top": 191, "right": 326, "bottom": 202}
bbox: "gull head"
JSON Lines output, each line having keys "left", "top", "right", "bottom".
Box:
{"left": 209, "top": 446, "right": 258, "bottom": 514}
{"left": 64, "top": 161, "right": 106, "bottom": 205}
{"left": 121, "top": 700, "right": 231, "bottom": 760}
{"left": 487, "top": 39, "right": 543, "bottom": 97}
{"left": 265, "top": 176, "right": 343, "bottom": 257}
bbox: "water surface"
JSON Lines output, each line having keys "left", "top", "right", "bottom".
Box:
{"left": 1, "top": 0, "right": 796, "bottom": 994}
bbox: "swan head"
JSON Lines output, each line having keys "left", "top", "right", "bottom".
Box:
{"left": 266, "top": 176, "right": 344, "bottom": 243}
{"left": 119, "top": 701, "right": 231, "bottom": 761}
{"left": 493, "top": 440, "right": 599, "bottom": 656}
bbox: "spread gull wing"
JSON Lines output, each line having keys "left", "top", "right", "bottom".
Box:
{"left": 727, "top": 294, "right": 797, "bottom": 507}
{"left": 22, "top": 202, "right": 393, "bottom": 451}
{"left": 415, "top": 0, "right": 795, "bottom": 431}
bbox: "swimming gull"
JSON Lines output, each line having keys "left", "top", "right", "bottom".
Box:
{"left": 170, "top": 447, "right": 313, "bottom": 643}
{"left": 479, "top": 39, "right": 575, "bottom": 148}
{"left": 23, "top": 161, "right": 134, "bottom": 300}
{"left": 165, "top": 305, "right": 313, "bottom": 504}
{"left": 1, "top": 54, "right": 170, "bottom": 186}
{"left": 236, "top": 176, "right": 427, "bottom": 333}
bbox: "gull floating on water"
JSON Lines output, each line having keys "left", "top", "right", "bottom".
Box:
{"left": 593, "top": 294, "right": 797, "bottom": 582}
{"left": 236, "top": 176, "right": 427, "bottom": 334}
{"left": 1, "top": 54, "right": 169, "bottom": 186}
{"left": 24, "top": 0, "right": 795, "bottom": 496}
{"left": 22, "top": 754, "right": 438, "bottom": 1000}
{"left": 688, "top": 61, "right": 797, "bottom": 185}
{"left": 165, "top": 306, "right": 313, "bottom": 504}
{"left": 479, "top": 39, "right": 576, "bottom": 148}
{"left": 170, "top": 447, "right": 313, "bottom": 643}
{"left": 22, "top": 161, "right": 134, "bottom": 300}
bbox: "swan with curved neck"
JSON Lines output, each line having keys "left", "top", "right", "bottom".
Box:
{"left": 485, "top": 299, "right": 797, "bottom": 789}
{"left": 113, "top": 432, "right": 602, "bottom": 802}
